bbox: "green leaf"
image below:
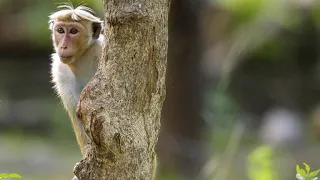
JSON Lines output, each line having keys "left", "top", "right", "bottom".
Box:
{"left": 297, "top": 165, "right": 301, "bottom": 173}
{"left": 309, "top": 170, "right": 320, "bottom": 177}
{"left": 9, "top": 173, "right": 21, "bottom": 178}
{"left": 299, "top": 169, "right": 307, "bottom": 176}
{"left": 0, "top": 174, "right": 9, "bottom": 178}
{"left": 304, "top": 163, "right": 311, "bottom": 174}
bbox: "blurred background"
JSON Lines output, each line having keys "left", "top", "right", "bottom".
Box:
{"left": 1, "top": 0, "right": 320, "bottom": 180}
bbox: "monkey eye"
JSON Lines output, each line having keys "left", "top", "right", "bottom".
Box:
{"left": 57, "top": 27, "right": 65, "bottom": 34}
{"left": 70, "top": 28, "right": 79, "bottom": 34}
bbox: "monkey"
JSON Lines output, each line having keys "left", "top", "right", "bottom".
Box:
{"left": 49, "top": 5, "right": 103, "bottom": 156}
{"left": 49, "top": 5, "right": 158, "bottom": 179}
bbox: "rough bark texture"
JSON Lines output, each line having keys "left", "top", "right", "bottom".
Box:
{"left": 74, "top": 0, "right": 169, "bottom": 179}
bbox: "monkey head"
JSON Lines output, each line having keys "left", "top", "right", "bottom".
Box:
{"left": 49, "top": 5, "right": 102, "bottom": 64}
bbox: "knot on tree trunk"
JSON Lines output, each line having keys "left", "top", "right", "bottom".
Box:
{"left": 106, "top": 3, "right": 149, "bottom": 26}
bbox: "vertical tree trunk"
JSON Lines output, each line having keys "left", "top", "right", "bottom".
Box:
{"left": 159, "top": 0, "right": 206, "bottom": 179}
{"left": 73, "top": 1, "right": 169, "bottom": 179}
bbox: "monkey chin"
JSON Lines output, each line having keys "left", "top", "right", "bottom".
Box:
{"left": 60, "top": 56, "right": 74, "bottom": 64}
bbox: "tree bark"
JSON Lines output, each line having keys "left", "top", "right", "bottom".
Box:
{"left": 73, "top": 0, "right": 169, "bottom": 179}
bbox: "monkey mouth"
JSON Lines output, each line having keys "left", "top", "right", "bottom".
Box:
{"left": 60, "top": 55, "right": 73, "bottom": 59}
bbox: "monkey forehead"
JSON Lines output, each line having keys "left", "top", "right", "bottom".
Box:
{"left": 49, "top": 8, "right": 102, "bottom": 24}
{"left": 54, "top": 21, "right": 87, "bottom": 30}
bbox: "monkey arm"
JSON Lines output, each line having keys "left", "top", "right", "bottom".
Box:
{"left": 62, "top": 91, "right": 90, "bottom": 156}
{"left": 63, "top": 95, "right": 90, "bottom": 156}
{"left": 71, "top": 115, "right": 90, "bottom": 156}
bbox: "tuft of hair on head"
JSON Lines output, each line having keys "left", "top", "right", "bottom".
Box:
{"left": 48, "top": 4, "right": 103, "bottom": 29}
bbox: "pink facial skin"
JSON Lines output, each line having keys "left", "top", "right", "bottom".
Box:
{"left": 53, "top": 21, "right": 88, "bottom": 64}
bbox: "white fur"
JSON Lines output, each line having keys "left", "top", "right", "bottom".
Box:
{"left": 48, "top": 5, "right": 103, "bottom": 30}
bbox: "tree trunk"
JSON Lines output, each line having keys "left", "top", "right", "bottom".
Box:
{"left": 73, "top": 0, "right": 169, "bottom": 179}
{"left": 159, "top": 0, "right": 206, "bottom": 179}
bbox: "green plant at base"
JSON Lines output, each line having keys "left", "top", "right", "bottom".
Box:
{"left": 0, "top": 173, "right": 21, "bottom": 179}
{"left": 296, "top": 163, "right": 320, "bottom": 180}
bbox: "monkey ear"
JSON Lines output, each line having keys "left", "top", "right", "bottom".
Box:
{"left": 92, "top": 22, "right": 102, "bottom": 39}
{"left": 49, "top": 20, "right": 54, "bottom": 30}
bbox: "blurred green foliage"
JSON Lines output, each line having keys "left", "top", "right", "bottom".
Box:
{"left": 0, "top": 173, "right": 21, "bottom": 179}
{"left": 247, "top": 145, "right": 277, "bottom": 180}
{"left": 312, "top": 2, "right": 320, "bottom": 27}
{"left": 203, "top": 89, "right": 241, "bottom": 150}
{"left": 216, "top": 0, "right": 314, "bottom": 30}
{"left": 247, "top": 147, "right": 320, "bottom": 180}
{"left": 216, "top": 0, "right": 267, "bottom": 20}
{"left": 0, "top": 0, "right": 103, "bottom": 48}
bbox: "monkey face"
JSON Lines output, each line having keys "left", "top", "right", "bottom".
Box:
{"left": 53, "top": 21, "right": 90, "bottom": 64}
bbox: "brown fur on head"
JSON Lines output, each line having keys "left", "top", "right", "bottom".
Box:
{"left": 49, "top": 5, "right": 103, "bottom": 64}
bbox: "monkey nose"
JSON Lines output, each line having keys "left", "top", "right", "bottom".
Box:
{"left": 61, "top": 46, "right": 67, "bottom": 50}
